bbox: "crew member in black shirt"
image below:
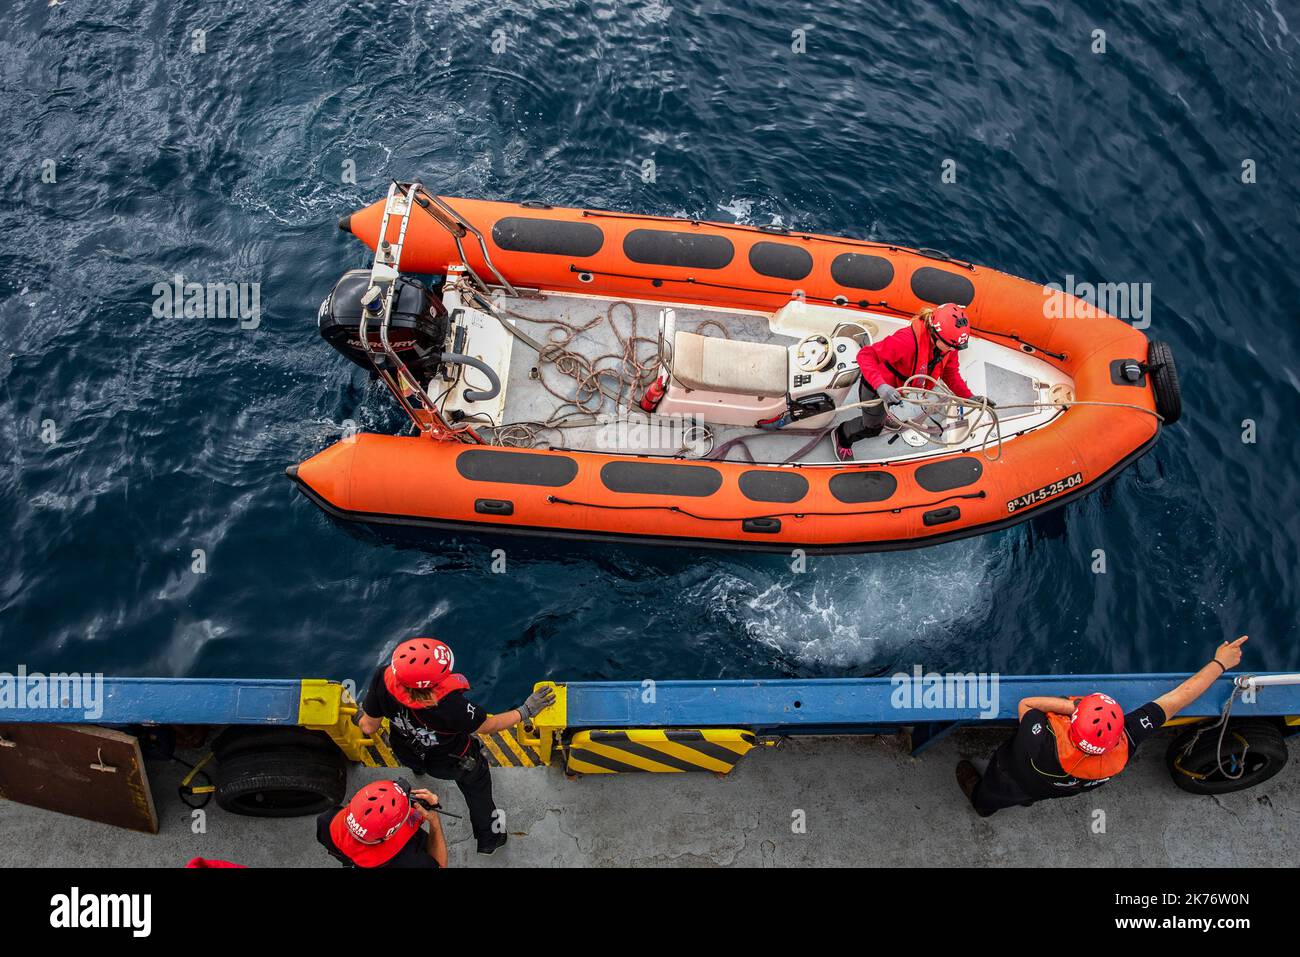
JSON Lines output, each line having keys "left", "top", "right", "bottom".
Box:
{"left": 317, "top": 777, "right": 447, "bottom": 868}
{"left": 956, "top": 636, "right": 1248, "bottom": 816}
{"left": 359, "top": 637, "right": 556, "bottom": 855}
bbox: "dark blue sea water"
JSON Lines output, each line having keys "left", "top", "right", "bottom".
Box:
{"left": 3, "top": 1, "right": 1298, "bottom": 707}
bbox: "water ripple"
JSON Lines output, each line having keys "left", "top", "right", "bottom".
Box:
{"left": 1, "top": 0, "right": 1297, "bottom": 699}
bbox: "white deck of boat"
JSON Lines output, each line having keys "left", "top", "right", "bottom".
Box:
{"left": 441, "top": 284, "right": 1068, "bottom": 466}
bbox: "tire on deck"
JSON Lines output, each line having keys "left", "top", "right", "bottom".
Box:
{"left": 214, "top": 746, "right": 347, "bottom": 817}
{"left": 211, "top": 725, "right": 340, "bottom": 760}
{"left": 1165, "top": 719, "right": 1288, "bottom": 794}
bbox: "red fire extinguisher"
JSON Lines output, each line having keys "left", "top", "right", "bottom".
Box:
{"left": 639, "top": 376, "right": 667, "bottom": 412}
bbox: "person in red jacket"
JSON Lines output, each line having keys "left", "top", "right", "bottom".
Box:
{"left": 834, "top": 303, "right": 991, "bottom": 461}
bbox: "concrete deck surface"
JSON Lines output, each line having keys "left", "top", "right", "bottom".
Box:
{"left": 2, "top": 729, "right": 1295, "bottom": 867}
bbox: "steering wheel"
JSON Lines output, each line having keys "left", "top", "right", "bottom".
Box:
{"left": 795, "top": 334, "right": 833, "bottom": 374}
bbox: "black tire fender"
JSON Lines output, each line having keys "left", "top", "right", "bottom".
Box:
{"left": 1148, "top": 340, "right": 1181, "bottom": 425}
{"left": 1166, "top": 718, "right": 1288, "bottom": 795}
{"left": 211, "top": 725, "right": 340, "bottom": 760}
{"left": 214, "top": 746, "right": 348, "bottom": 818}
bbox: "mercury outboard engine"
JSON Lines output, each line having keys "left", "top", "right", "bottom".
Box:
{"left": 318, "top": 269, "right": 449, "bottom": 381}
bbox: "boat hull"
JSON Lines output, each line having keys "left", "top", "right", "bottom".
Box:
{"left": 289, "top": 423, "right": 1158, "bottom": 554}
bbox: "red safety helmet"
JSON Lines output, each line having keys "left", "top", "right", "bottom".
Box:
{"left": 928, "top": 303, "right": 970, "bottom": 350}
{"left": 390, "top": 637, "right": 455, "bottom": 691}
{"left": 330, "top": 779, "right": 422, "bottom": 867}
{"left": 1068, "top": 693, "right": 1125, "bottom": 755}
{"left": 344, "top": 779, "right": 415, "bottom": 844}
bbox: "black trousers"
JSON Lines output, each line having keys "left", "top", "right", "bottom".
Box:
{"left": 969, "top": 743, "right": 1038, "bottom": 817}
{"left": 393, "top": 737, "right": 499, "bottom": 843}
{"left": 836, "top": 380, "right": 887, "bottom": 445}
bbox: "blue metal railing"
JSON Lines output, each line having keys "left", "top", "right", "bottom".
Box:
{"left": 0, "top": 677, "right": 304, "bottom": 725}
{"left": 559, "top": 674, "right": 1300, "bottom": 732}
{"left": 2, "top": 673, "right": 1297, "bottom": 732}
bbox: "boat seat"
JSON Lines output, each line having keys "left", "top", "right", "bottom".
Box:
{"left": 672, "top": 330, "right": 788, "bottom": 398}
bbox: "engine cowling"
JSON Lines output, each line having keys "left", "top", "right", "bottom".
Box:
{"left": 317, "top": 269, "right": 449, "bottom": 381}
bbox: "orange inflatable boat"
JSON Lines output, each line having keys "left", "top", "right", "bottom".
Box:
{"left": 289, "top": 182, "right": 1180, "bottom": 553}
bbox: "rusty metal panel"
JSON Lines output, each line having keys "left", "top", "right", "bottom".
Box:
{"left": 0, "top": 724, "right": 158, "bottom": 834}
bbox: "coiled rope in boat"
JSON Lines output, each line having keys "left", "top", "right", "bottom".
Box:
{"left": 453, "top": 277, "right": 719, "bottom": 454}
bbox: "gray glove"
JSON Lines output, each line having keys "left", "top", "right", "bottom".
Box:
{"left": 517, "top": 686, "right": 557, "bottom": 721}
{"left": 876, "top": 383, "right": 902, "bottom": 406}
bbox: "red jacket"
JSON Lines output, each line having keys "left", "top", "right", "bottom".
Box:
{"left": 856, "top": 318, "right": 973, "bottom": 399}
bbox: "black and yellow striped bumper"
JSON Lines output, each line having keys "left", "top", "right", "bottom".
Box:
{"left": 479, "top": 725, "right": 546, "bottom": 768}
{"left": 565, "top": 729, "right": 759, "bottom": 774}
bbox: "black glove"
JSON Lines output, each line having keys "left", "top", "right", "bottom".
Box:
{"left": 969, "top": 395, "right": 996, "bottom": 408}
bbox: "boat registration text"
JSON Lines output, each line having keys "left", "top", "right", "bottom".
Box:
{"left": 1006, "top": 472, "right": 1084, "bottom": 513}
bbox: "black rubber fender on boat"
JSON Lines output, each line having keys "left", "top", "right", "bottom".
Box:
{"left": 1148, "top": 340, "right": 1181, "bottom": 425}
{"left": 1165, "top": 718, "right": 1288, "bottom": 795}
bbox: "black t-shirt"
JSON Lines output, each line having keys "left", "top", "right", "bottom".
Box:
{"left": 315, "top": 809, "right": 439, "bottom": 869}
{"left": 996, "top": 700, "right": 1167, "bottom": 799}
{"left": 364, "top": 666, "right": 487, "bottom": 759}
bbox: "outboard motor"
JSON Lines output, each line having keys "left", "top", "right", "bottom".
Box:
{"left": 318, "top": 269, "right": 449, "bottom": 381}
